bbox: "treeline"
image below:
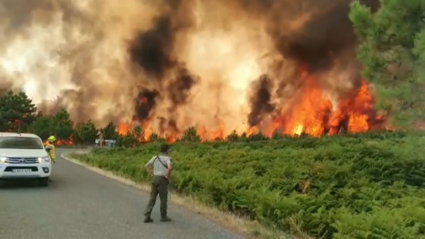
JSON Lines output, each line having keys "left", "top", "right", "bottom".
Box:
{"left": 0, "top": 90, "right": 160, "bottom": 146}
{"left": 0, "top": 90, "right": 288, "bottom": 146}
{"left": 0, "top": 90, "right": 402, "bottom": 147}
{"left": 0, "top": 90, "right": 161, "bottom": 146}
{"left": 0, "top": 90, "right": 310, "bottom": 146}
{"left": 0, "top": 91, "right": 103, "bottom": 145}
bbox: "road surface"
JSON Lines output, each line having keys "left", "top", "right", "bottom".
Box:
{"left": 0, "top": 149, "right": 244, "bottom": 239}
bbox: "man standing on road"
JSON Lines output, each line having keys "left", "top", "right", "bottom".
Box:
{"left": 144, "top": 143, "right": 173, "bottom": 223}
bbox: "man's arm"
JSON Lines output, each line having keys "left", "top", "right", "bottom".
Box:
{"left": 145, "top": 156, "right": 155, "bottom": 176}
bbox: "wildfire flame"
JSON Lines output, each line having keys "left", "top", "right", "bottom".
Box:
{"left": 0, "top": 0, "right": 389, "bottom": 144}
{"left": 56, "top": 139, "right": 74, "bottom": 146}
{"left": 117, "top": 69, "right": 385, "bottom": 142}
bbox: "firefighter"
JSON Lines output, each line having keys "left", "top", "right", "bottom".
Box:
{"left": 45, "top": 136, "right": 56, "bottom": 163}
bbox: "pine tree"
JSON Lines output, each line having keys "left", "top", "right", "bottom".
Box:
{"left": 349, "top": 0, "right": 425, "bottom": 128}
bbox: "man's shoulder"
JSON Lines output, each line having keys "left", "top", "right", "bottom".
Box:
{"left": 159, "top": 155, "right": 172, "bottom": 161}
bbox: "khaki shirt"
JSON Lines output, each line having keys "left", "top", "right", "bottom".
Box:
{"left": 146, "top": 155, "right": 172, "bottom": 176}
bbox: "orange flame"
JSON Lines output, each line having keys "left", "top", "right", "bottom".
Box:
{"left": 116, "top": 70, "right": 387, "bottom": 143}
{"left": 52, "top": 137, "right": 74, "bottom": 146}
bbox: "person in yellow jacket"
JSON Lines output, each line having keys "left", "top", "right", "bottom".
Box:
{"left": 45, "top": 136, "right": 56, "bottom": 163}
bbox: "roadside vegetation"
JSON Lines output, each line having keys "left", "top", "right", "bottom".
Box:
{"left": 71, "top": 131, "right": 425, "bottom": 238}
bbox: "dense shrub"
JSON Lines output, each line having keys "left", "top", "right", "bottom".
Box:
{"left": 72, "top": 132, "right": 425, "bottom": 238}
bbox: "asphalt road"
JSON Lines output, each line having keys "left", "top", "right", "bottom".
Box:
{"left": 0, "top": 148, "right": 244, "bottom": 239}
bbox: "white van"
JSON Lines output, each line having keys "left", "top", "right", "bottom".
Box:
{"left": 0, "top": 133, "right": 52, "bottom": 186}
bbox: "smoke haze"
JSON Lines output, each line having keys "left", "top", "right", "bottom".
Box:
{"left": 0, "top": 0, "right": 381, "bottom": 139}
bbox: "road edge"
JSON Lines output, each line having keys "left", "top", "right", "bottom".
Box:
{"left": 61, "top": 153, "right": 290, "bottom": 239}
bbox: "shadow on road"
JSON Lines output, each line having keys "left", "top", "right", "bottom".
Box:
{"left": 0, "top": 179, "right": 50, "bottom": 189}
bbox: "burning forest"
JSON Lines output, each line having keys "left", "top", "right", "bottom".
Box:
{"left": 0, "top": 0, "right": 386, "bottom": 142}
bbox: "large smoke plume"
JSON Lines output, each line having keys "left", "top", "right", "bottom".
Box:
{"left": 0, "top": 0, "right": 380, "bottom": 138}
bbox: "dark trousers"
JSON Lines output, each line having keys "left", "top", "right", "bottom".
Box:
{"left": 144, "top": 175, "right": 169, "bottom": 218}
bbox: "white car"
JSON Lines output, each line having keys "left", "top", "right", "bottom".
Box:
{"left": 0, "top": 132, "right": 52, "bottom": 186}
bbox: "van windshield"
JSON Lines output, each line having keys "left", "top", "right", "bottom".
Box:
{"left": 0, "top": 137, "right": 44, "bottom": 149}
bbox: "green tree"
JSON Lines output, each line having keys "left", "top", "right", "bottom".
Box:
{"left": 413, "top": 28, "right": 425, "bottom": 83}
{"left": 53, "top": 109, "right": 74, "bottom": 140}
{"left": 226, "top": 130, "right": 239, "bottom": 142}
{"left": 73, "top": 120, "right": 99, "bottom": 145}
{"left": 116, "top": 133, "right": 139, "bottom": 147}
{"left": 272, "top": 129, "right": 284, "bottom": 139}
{"left": 132, "top": 125, "right": 144, "bottom": 140}
{"left": 0, "top": 91, "right": 37, "bottom": 132}
{"left": 180, "top": 127, "right": 201, "bottom": 142}
{"left": 29, "top": 109, "right": 74, "bottom": 141}
{"left": 29, "top": 114, "right": 54, "bottom": 140}
{"left": 149, "top": 133, "right": 160, "bottom": 142}
{"left": 101, "top": 122, "right": 118, "bottom": 140}
{"left": 349, "top": 0, "right": 425, "bottom": 128}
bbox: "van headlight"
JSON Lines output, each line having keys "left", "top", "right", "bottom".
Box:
{"left": 0, "top": 157, "right": 8, "bottom": 163}
{"left": 37, "top": 157, "right": 51, "bottom": 163}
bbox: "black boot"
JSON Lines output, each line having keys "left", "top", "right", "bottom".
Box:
{"left": 160, "top": 216, "right": 172, "bottom": 222}
{"left": 144, "top": 216, "right": 153, "bottom": 223}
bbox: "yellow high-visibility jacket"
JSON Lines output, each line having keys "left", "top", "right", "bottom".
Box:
{"left": 45, "top": 142, "right": 56, "bottom": 163}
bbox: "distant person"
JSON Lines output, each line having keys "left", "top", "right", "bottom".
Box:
{"left": 44, "top": 136, "right": 56, "bottom": 183}
{"left": 44, "top": 136, "right": 56, "bottom": 163}
{"left": 143, "top": 143, "right": 173, "bottom": 223}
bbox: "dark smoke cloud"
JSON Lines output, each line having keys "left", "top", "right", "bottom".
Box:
{"left": 274, "top": 4, "right": 358, "bottom": 71}
{"left": 129, "top": 0, "right": 195, "bottom": 79}
{"left": 128, "top": 0, "right": 380, "bottom": 132}
{"left": 129, "top": 16, "right": 176, "bottom": 79}
{"left": 269, "top": 0, "right": 379, "bottom": 72}
{"left": 128, "top": 0, "right": 198, "bottom": 130}
{"left": 248, "top": 75, "right": 275, "bottom": 126}
{"left": 167, "top": 67, "right": 199, "bottom": 105}
{"left": 246, "top": 0, "right": 380, "bottom": 125}
{"left": 0, "top": 0, "right": 383, "bottom": 136}
{"left": 134, "top": 89, "right": 158, "bottom": 120}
